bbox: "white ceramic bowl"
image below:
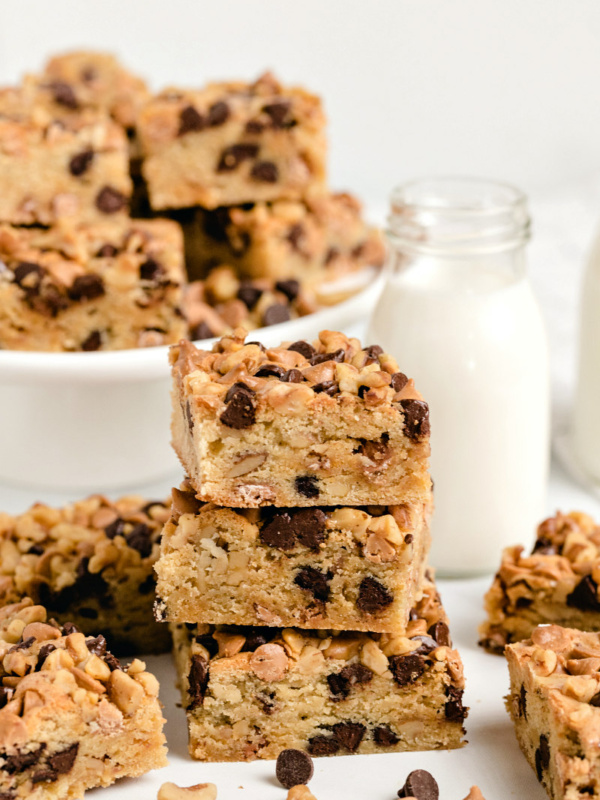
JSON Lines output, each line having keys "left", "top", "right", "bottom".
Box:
{"left": 0, "top": 270, "right": 385, "bottom": 491}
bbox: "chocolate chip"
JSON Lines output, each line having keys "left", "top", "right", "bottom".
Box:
{"left": 399, "top": 399, "right": 431, "bottom": 440}
{"left": 295, "top": 475, "right": 319, "bottom": 498}
{"left": 237, "top": 283, "right": 263, "bottom": 309}
{"left": 48, "top": 743, "right": 79, "bottom": 776}
{"left": 260, "top": 512, "right": 297, "bottom": 550}
{"left": 410, "top": 635, "right": 438, "bottom": 655}
{"left": 241, "top": 628, "right": 274, "bottom": 651}
{"left": 307, "top": 735, "right": 339, "bottom": 756}
{"left": 262, "top": 100, "right": 293, "bottom": 128}
{"left": 81, "top": 66, "right": 97, "bottom": 82}
{"left": 28, "top": 544, "right": 45, "bottom": 555}
{"left": 245, "top": 119, "right": 266, "bottom": 134}
{"left": 251, "top": 161, "right": 279, "bottom": 182}
{"left": 125, "top": 523, "right": 153, "bottom": 558}
{"left": 256, "top": 691, "right": 277, "bottom": 714}
{"left": 373, "top": 725, "right": 399, "bottom": 746}
{"left": 179, "top": 105, "right": 205, "bottom": 135}
{"left": 324, "top": 246, "right": 340, "bottom": 265}
{"left": 188, "top": 654, "right": 209, "bottom": 709}
{"left": 590, "top": 692, "right": 600, "bottom": 707}
{"left": 282, "top": 368, "right": 303, "bottom": 383}
{"left": 220, "top": 384, "right": 256, "bottom": 429}
{"left": 310, "top": 349, "right": 345, "bottom": 366}
{"left": 288, "top": 340, "right": 316, "bottom": 359}
{"left": 532, "top": 537, "right": 557, "bottom": 555}
{"left": 391, "top": 372, "right": 409, "bottom": 392}
{"left": 69, "top": 274, "right": 105, "bottom": 301}
{"left": 217, "top": 143, "right": 259, "bottom": 172}
{"left": 291, "top": 508, "right": 327, "bottom": 549}
{"left": 207, "top": 101, "right": 230, "bottom": 126}
{"left": 358, "top": 437, "right": 391, "bottom": 463}
{"left": 4, "top": 743, "right": 46, "bottom": 774}
{"left": 49, "top": 81, "right": 79, "bottom": 109}
{"left": 263, "top": 303, "right": 290, "bottom": 326}
{"left": 69, "top": 148, "right": 94, "bottom": 176}
{"left": 363, "top": 344, "right": 383, "bottom": 364}
{"left": 275, "top": 279, "right": 300, "bottom": 301}
{"left": 139, "top": 258, "right": 164, "bottom": 282}
{"left": 286, "top": 224, "right": 305, "bottom": 252}
{"left": 428, "top": 621, "right": 451, "bottom": 647}
{"left": 398, "top": 769, "right": 439, "bottom": 800}
{"left": 275, "top": 748, "right": 314, "bottom": 789}
{"left": 104, "top": 652, "right": 121, "bottom": 671}
{"left": 567, "top": 575, "right": 600, "bottom": 612}
{"left": 35, "top": 643, "right": 56, "bottom": 669}
{"left": 96, "top": 186, "right": 127, "bottom": 214}
{"left": 535, "top": 734, "right": 550, "bottom": 781}
{"left": 516, "top": 596, "right": 533, "bottom": 609}
{"left": 445, "top": 686, "right": 467, "bottom": 721}
{"left": 312, "top": 381, "right": 339, "bottom": 396}
{"left": 81, "top": 330, "right": 102, "bottom": 351}
{"left": 294, "top": 566, "right": 331, "bottom": 602}
{"left": 195, "top": 633, "right": 219, "bottom": 658}
{"left": 389, "top": 653, "right": 426, "bottom": 686}
{"left": 255, "top": 364, "right": 286, "bottom": 379}
{"left": 96, "top": 243, "right": 118, "bottom": 258}
{"left": 13, "top": 262, "right": 45, "bottom": 290}
{"left": 357, "top": 577, "right": 393, "bottom": 613}
{"left": 8, "top": 637, "right": 35, "bottom": 653}
{"left": 519, "top": 684, "right": 528, "bottom": 718}
{"left": 190, "top": 321, "right": 215, "bottom": 341}
{"left": 328, "top": 663, "right": 373, "bottom": 701}
{"left": 104, "top": 518, "right": 126, "bottom": 539}
{"left": 333, "top": 721, "right": 365, "bottom": 752}
{"left": 327, "top": 672, "right": 350, "bottom": 701}
{"left": 86, "top": 634, "right": 107, "bottom": 657}
{"left": 61, "top": 622, "right": 80, "bottom": 636}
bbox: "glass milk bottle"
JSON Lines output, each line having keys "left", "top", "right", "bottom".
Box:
{"left": 573, "top": 229, "right": 600, "bottom": 483}
{"left": 367, "top": 178, "right": 550, "bottom": 576}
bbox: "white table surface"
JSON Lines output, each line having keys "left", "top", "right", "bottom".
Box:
{"left": 3, "top": 181, "right": 600, "bottom": 799}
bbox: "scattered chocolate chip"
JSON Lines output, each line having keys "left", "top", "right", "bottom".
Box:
{"left": 190, "top": 321, "right": 215, "bottom": 341}
{"left": 260, "top": 512, "right": 297, "bottom": 551}
{"left": 535, "top": 734, "right": 550, "bottom": 781}
{"left": 312, "top": 380, "right": 339, "bottom": 396}
{"left": 139, "top": 258, "right": 164, "bottom": 282}
{"left": 251, "top": 160, "right": 279, "bottom": 182}
{"left": 207, "top": 101, "right": 230, "bottom": 126}
{"left": 333, "top": 721, "right": 365, "bottom": 752}
{"left": 68, "top": 273, "right": 105, "bottom": 301}
{"left": 61, "top": 622, "right": 80, "bottom": 636}
{"left": 295, "top": 475, "right": 319, "bottom": 499}
{"left": 363, "top": 344, "right": 383, "bottom": 364}
{"left": 8, "top": 637, "right": 35, "bottom": 653}
{"left": 282, "top": 368, "right": 303, "bottom": 383}
{"left": 275, "top": 279, "right": 300, "bottom": 301}
{"left": 373, "top": 725, "right": 399, "bottom": 746}
{"left": 310, "top": 349, "right": 345, "bottom": 366}
{"left": 188, "top": 654, "right": 209, "bottom": 709}
{"left": 104, "top": 518, "right": 126, "bottom": 539}
{"left": 428, "top": 621, "right": 451, "bottom": 647}
{"left": 356, "top": 577, "right": 393, "bottom": 613}
{"left": 399, "top": 399, "right": 431, "bottom": 440}
{"left": 49, "top": 81, "right": 79, "bottom": 109}
{"left": 291, "top": 508, "right": 327, "bottom": 549}
{"left": 410, "top": 635, "right": 438, "bottom": 655}
{"left": 81, "top": 330, "right": 102, "bottom": 351}
{"left": 263, "top": 303, "right": 290, "bottom": 326}
{"left": 398, "top": 769, "right": 439, "bottom": 800}
{"left": 327, "top": 672, "right": 350, "bottom": 701}
{"left": 294, "top": 566, "right": 331, "bottom": 602}
{"left": 391, "top": 372, "right": 409, "bottom": 392}
{"left": 255, "top": 364, "right": 286, "bottom": 379}
{"left": 307, "top": 735, "right": 339, "bottom": 756}
{"left": 49, "top": 743, "right": 79, "bottom": 776}
{"left": 262, "top": 100, "right": 293, "bottom": 128}
{"left": 445, "top": 686, "right": 467, "bottom": 721}
{"left": 96, "top": 186, "right": 127, "bottom": 214}
{"left": 275, "top": 748, "right": 314, "bottom": 789}
{"left": 96, "top": 243, "right": 118, "bottom": 258}
{"left": 328, "top": 663, "right": 373, "bottom": 701}
{"left": 220, "top": 383, "right": 256, "bottom": 429}
{"left": 178, "top": 105, "right": 205, "bottom": 135}
{"left": 288, "top": 340, "right": 316, "bottom": 359}
{"left": 237, "top": 283, "right": 263, "bottom": 309}
{"left": 286, "top": 224, "right": 305, "bottom": 252}
{"left": 532, "top": 537, "right": 557, "bottom": 555}
{"left": 567, "top": 575, "right": 600, "bottom": 612}
{"left": 389, "top": 653, "right": 426, "bottom": 686}
{"left": 125, "top": 523, "right": 153, "bottom": 558}
{"left": 13, "top": 261, "right": 45, "bottom": 290}
{"left": 86, "top": 634, "right": 107, "bottom": 657}
{"left": 4, "top": 743, "right": 46, "bottom": 774}
{"left": 217, "top": 143, "right": 259, "bottom": 172}
{"left": 69, "top": 148, "right": 94, "bottom": 176}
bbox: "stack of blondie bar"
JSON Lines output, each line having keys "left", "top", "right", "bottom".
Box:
{"left": 154, "top": 328, "right": 468, "bottom": 761}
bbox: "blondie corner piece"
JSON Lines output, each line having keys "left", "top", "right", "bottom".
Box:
{"left": 480, "top": 511, "right": 600, "bottom": 654}
{"left": 138, "top": 72, "right": 326, "bottom": 211}
{"left": 170, "top": 330, "right": 432, "bottom": 508}
{"left": 155, "top": 483, "right": 431, "bottom": 633}
{"left": 0, "top": 218, "right": 187, "bottom": 351}
{"left": 0, "top": 599, "right": 167, "bottom": 800}
{"left": 171, "top": 575, "right": 467, "bottom": 761}
{"left": 506, "top": 624, "right": 600, "bottom": 800}
{"left": 0, "top": 494, "right": 171, "bottom": 654}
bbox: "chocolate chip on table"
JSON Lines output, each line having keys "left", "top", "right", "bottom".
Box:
{"left": 81, "top": 330, "right": 102, "bottom": 351}
{"left": 428, "top": 621, "right": 451, "bottom": 647}
{"left": 332, "top": 721, "right": 366, "bottom": 752}
{"left": 399, "top": 399, "right": 431, "bottom": 440}
{"left": 190, "top": 321, "right": 215, "bottom": 341}
{"left": 207, "top": 101, "right": 230, "bottom": 126}
{"left": 237, "top": 283, "right": 263, "bottom": 309}
{"left": 263, "top": 303, "right": 290, "bottom": 326}
{"left": 288, "top": 340, "right": 316, "bottom": 359}
{"left": 68, "top": 274, "right": 105, "bottom": 301}
{"left": 178, "top": 105, "right": 205, "bottom": 135}
{"left": 398, "top": 769, "right": 439, "bottom": 800}
{"left": 373, "top": 725, "right": 399, "bottom": 746}
{"left": 312, "top": 381, "right": 339, "bottom": 396}
{"left": 260, "top": 512, "right": 297, "bottom": 550}
{"left": 391, "top": 372, "right": 409, "bottom": 392}
{"left": 251, "top": 161, "right": 279, "bottom": 182}
{"left": 307, "top": 735, "right": 339, "bottom": 756}
{"left": 309, "top": 349, "right": 345, "bottom": 366}
{"left": 188, "top": 654, "right": 209, "bottom": 709}
{"left": 445, "top": 686, "right": 467, "bottom": 721}
{"left": 388, "top": 653, "right": 427, "bottom": 686}
{"left": 275, "top": 748, "right": 314, "bottom": 789}
{"left": 294, "top": 566, "right": 331, "bottom": 602}
{"left": 535, "top": 734, "right": 550, "bottom": 781}
{"left": 68, "top": 148, "right": 94, "bottom": 176}
{"left": 567, "top": 575, "right": 600, "bottom": 612}
{"left": 217, "top": 143, "right": 259, "bottom": 172}
{"left": 139, "top": 258, "right": 164, "bottom": 282}
{"left": 96, "top": 186, "right": 128, "bottom": 214}
{"left": 282, "top": 368, "right": 303, "bottom": 383}
{"left": 49, "top": 80, "right": 79, "bottom": 109}
{"left": 295, "top": 475, "right": 319, "bottom": 499}
{"left": 356, "top": 576, "right": 393, "bottom": 613}
{"left": 275, "top": 279, "right": 300, "bottom": 301}
{"left": 221, "top": 385, "right": 256, "bottom": 429}
{"left": 255, "top": 363, "right": 286, "bottom": 379}
{"left": 125, "top": 523, "right": 153, "bottom": 558}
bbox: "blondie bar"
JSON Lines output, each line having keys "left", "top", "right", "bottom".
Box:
{"left": 0, "top": 494, "right": 171, "bottom": 654}
{"left": 181, "top": 193, "right": 385, "bottom": 281}
{"left": 0, "top": 598, "right": 166, "bottom": 800}
{"left": 0, "top": 80, "right": 131, "bottom": 225}
{"left": 170, "top": 330, "right": 432, "bottom": 507}
{"left": 480, "top": 511, "right": 600, "bottom": 654}
{"left": 155, "top": 483, "right": 431, "bottom": 632}
{"left": 171, "top": 575, "right": 466, "bottom": 761}
{"left": 506, "top": 624, "right": 600, "bottom": 800}
{"left": 0, "top": 217, "right": 187, "bottom": 351}
{"left": 138, "top": 72, "right": 326, "bottom": 210}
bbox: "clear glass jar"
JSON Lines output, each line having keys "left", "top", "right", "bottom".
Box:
{"left": 367, "top": 178, "right": 550, "bottom": 576}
